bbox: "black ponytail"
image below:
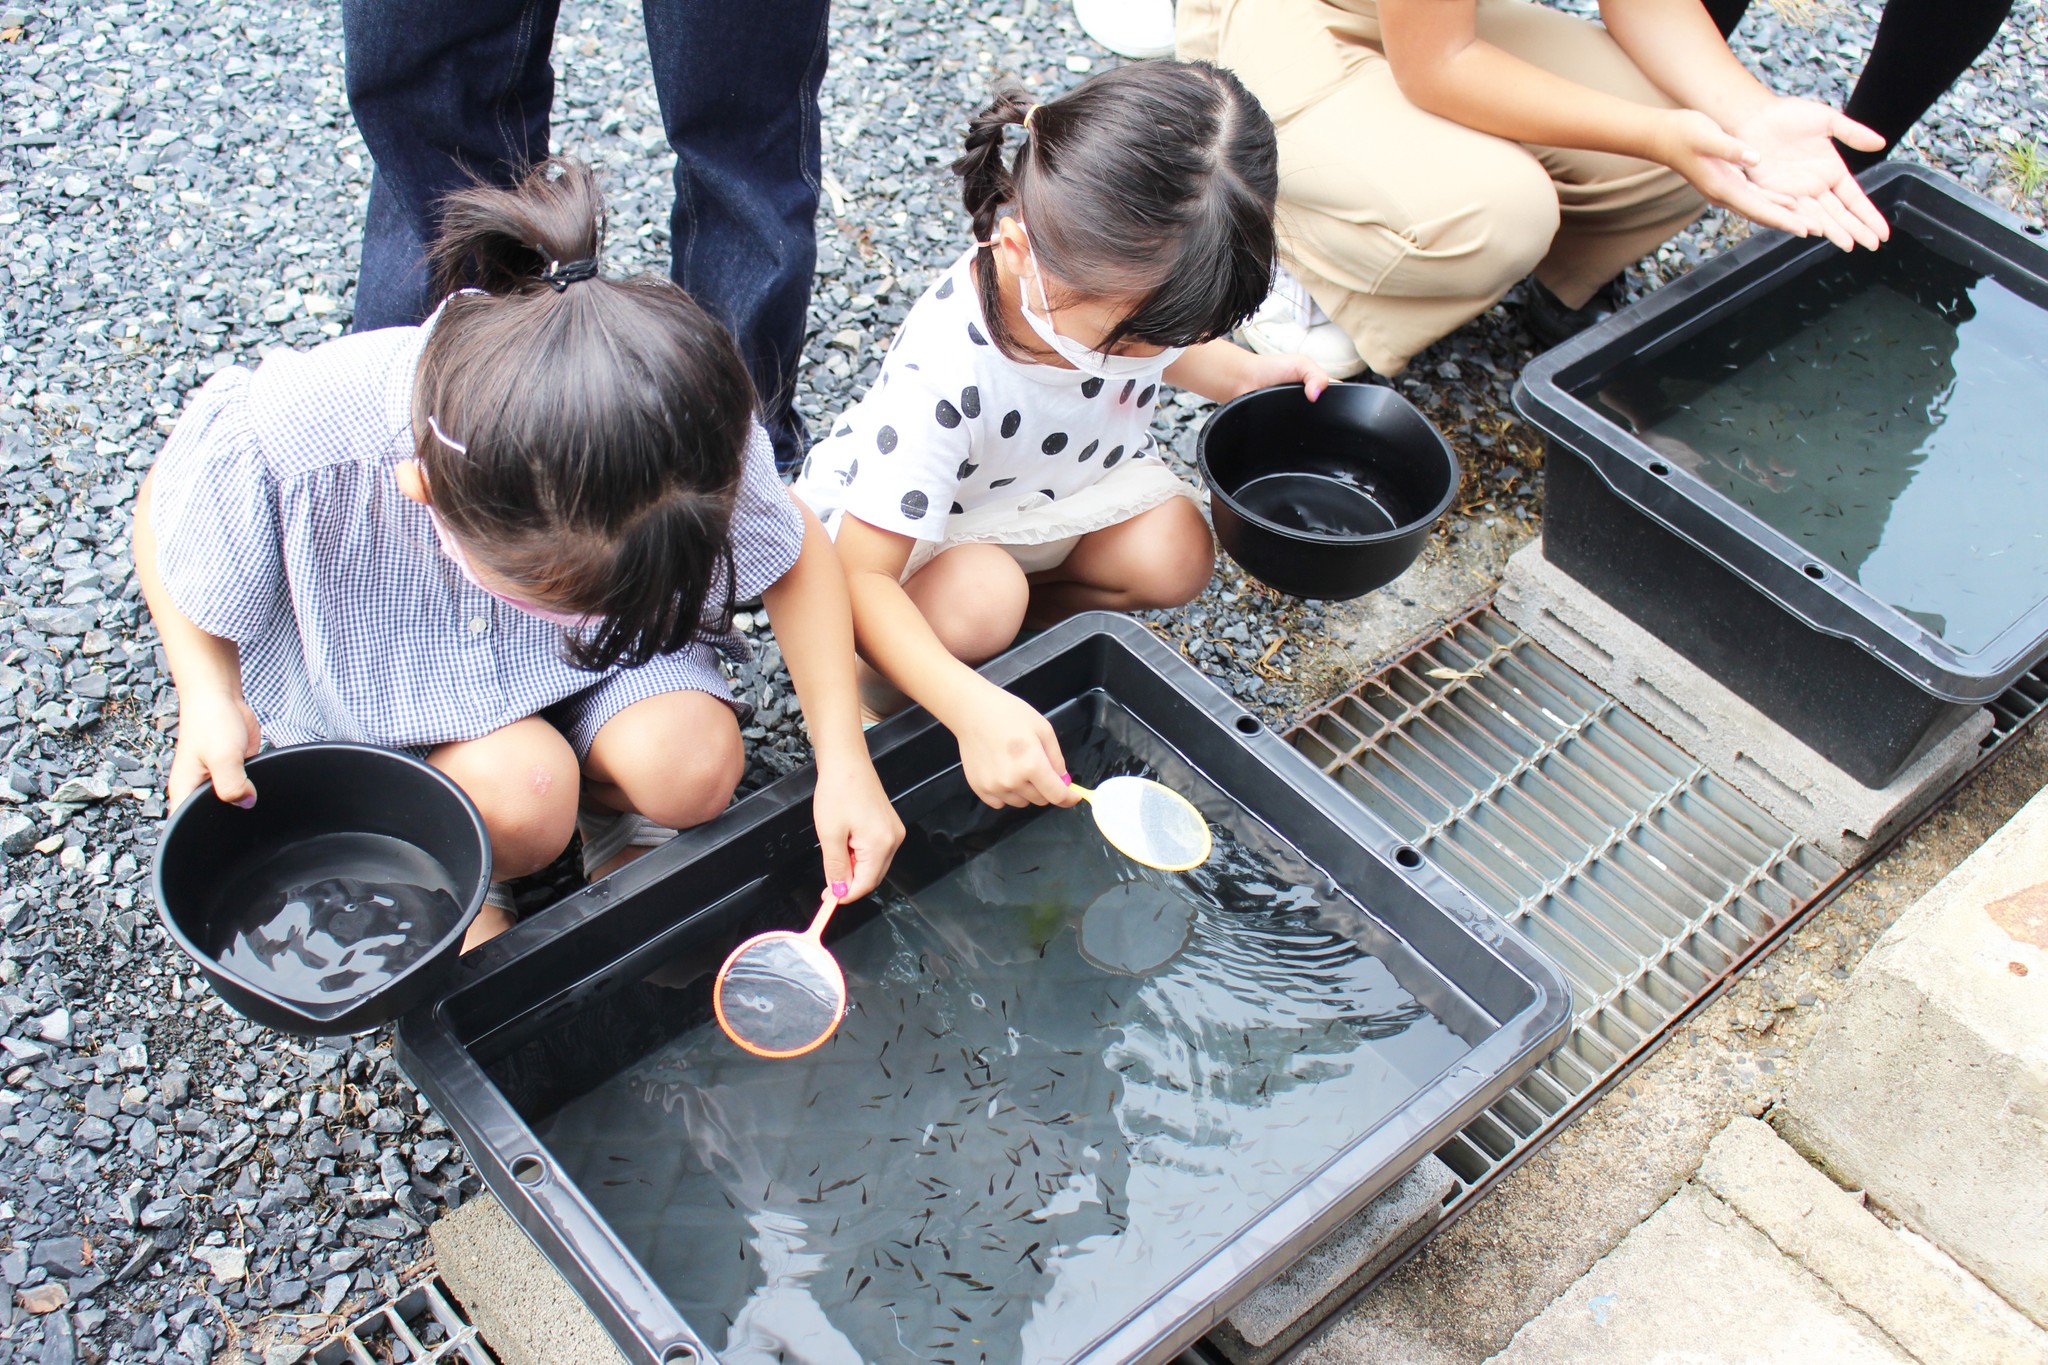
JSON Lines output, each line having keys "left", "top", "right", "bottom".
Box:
{"left": 952, "top": 62, "right": 1280, "bottom": 361}
{"left": 427, "top": 158, "right": 607, "bottom": 303}
{"left": 413, "top": 158, "right": 759, "bottom": 672}
{"left": 953, "top": 85, "right": 1035, "bottom": 351}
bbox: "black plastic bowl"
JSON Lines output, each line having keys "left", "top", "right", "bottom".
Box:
{"left": 154, "top": 743, "right": 491, "bottom": 1036}
{"left": 1198, "top": 383, "right": 1460, "bottom": 600}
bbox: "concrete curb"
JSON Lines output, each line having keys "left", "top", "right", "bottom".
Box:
{"left": 431, "top": 1194, "right": 628, "bottom": 1365}
{"left": 1779, "top": 783, "right": 2048, "bottom": 1329}
{"left": 1211, "top": 1157, "right": 1457, "bottom": 1363}
{"left": 1497, "top": 543, "right": 1989, "bottom": 865}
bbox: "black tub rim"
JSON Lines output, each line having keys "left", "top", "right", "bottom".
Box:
{"left": 1513, "top": 160, "right": 2048, "bottom": 705}
{"left": 153, "top": 740, "right": 493, "bottom": 1033}
{"left": 1197, "top": 381, "right": 1462, "bottom": 548}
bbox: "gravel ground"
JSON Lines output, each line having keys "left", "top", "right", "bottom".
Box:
{"left": 0, "top": 0, "right": 2042, "bottom": 1361}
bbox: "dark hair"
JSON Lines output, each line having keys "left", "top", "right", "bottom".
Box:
{"left": 952, "top": 62, "right": 1279, "bottom": 361}
{"left": 412, "top": 159, "right": 758, "bottom": 673}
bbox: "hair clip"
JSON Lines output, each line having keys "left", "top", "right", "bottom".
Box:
{"left": 425, "top": 414, "right": 469, "bottom": 455}
{"left": 541, "top": 257, "right": 602, "bottom": 292}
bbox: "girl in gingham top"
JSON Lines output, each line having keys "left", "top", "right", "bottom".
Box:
{"left": 136, "top": 161, "right": 903, "bottom": 947}
{"left": 796, "top": 63, "right": 1325, "bottom": 810}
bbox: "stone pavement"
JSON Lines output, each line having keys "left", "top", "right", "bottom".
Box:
{"left": 1491, "top": 1118, "right": 2047, "bottom": 1365}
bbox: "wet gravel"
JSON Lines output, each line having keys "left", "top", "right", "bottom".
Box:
{"left": 0, "top": 0, "right": 2042, "bottom": 1359}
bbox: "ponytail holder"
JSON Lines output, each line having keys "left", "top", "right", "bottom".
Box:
{"left": 1022, "top": 103, "right": 1041, "bottom": 136}
{"left": 541, "top": 258, "right": 601, "bottom": 292}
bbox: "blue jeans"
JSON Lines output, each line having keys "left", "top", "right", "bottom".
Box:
{"left": 341, "top": 0, "right": 830, "bottom": 468}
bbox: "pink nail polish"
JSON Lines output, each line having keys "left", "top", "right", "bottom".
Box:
{"left": 1059, "top": 772, "right": 1072, "bottom": 785}
{"left": 830, "top": 881, "right": 849, "bottom": 899}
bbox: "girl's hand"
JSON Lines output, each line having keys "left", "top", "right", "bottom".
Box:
{"left": 168, "top": 688, "right": 262, "bottom": 809}
{"left": 1651, "top": 108, "right": 1812, "bottom": 240}
{"left": 956, "top": 685, "right": 1076, "bottom": 809}
{"left": 812, "top": 756, "right": 904, "bottom": 902}
{"left": 1166, "top": 339, "right": 1331, "bottom": 405}
{"left": 1236, "top": 350, "right": 1332, "bottom": 403}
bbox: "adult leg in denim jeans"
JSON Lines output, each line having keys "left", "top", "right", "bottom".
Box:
{"left": 644, "top": 0, "right": 832, "bottom": 471}
{"left": 342, "top": 0, "right": 562, "bottom": 331}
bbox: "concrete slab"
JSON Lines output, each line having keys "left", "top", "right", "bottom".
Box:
{"left": 430, "top": 1194, "right": 627, "bottom": 1365}
{"left": 1700, "top": 1117, "right": 2048, "bottom": 1365}
{"left": 1779, "top": 782, "right": 2048, "bottom": 1329}
{"left": 1496, "top": 542, "right": 1991, "bottom": 865}
{"left": 1211, "top": 1158, "right": 1457, "bottom": 1363}
{"left": 1486, "top": 1184, "right": 1910, "bottom": 1364}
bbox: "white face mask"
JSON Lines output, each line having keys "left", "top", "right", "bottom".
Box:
{"left": 1019, "top": 241, "right": 1184, "bottom": 380}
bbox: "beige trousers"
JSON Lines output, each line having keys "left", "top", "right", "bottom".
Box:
{"left": 1181, "top": 0, "right": 1706, "bottom": 376}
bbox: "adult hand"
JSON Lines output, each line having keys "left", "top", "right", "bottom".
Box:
{"left": 1728, "top": 98, "right": 1889, "bottom": 251}
{"left": 1652, "top": 109, "right": 1812, "bottom": 239}
{"left": 811, "top": 756, "right": 904, "bottom": 901}
{"left": 954, "top": 685, "right": 1075, "bottom": 809}
{"left": 167, "top": 688, "right": 262, "bottom": 809}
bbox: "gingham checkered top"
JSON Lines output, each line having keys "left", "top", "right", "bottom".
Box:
{"left": 147, "top": 321, "right": 805, "bottom": 756}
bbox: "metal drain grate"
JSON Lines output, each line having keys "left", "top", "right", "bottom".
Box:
{"left": 1986, "top": 659, "right": 2048, "bottom": 749}
{"left": 311, "top": 1276, "right": 493, "bottom": 1365}
{"left": 1287, "top": 608, "right": 1844, "bottom": 1201}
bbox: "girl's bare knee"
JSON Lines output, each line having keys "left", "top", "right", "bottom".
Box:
{"left": 1126, "top": 503, "right": 1215, "bottom": 608}
{"left": 475, "top": 764, "right": 578, "bottom": 878}
{"left": 635, "top": 727, "right": 743, "bottom": 831}
{"left": 912, "top": 545, "right": 1029, "bottom": 663}
{"left": 433, "top": 720, "right": 580, "bottom": 879}
{"left": 1160, "top": 519, "right": 1216, "bottom": 606}
{"left": 591, "top": 694, "right": 743, "bottom": 831}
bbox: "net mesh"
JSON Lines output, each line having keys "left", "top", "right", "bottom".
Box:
{"left": 716, "top": 933, "right": 845, "bottom": 1055}
{"left": 1087, "top": 776, "right": 1212, "bottom": 870}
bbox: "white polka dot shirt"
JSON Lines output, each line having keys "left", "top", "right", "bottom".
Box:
{"left": 793, "top": 251, "right": 1168, "bottom": 542}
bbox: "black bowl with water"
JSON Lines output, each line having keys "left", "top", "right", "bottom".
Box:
{"left": 154, "top": 744, "right": 492, "bottom": 1036}
{"left": 1199, "top": 382, "right": 1460, "bottom": 600}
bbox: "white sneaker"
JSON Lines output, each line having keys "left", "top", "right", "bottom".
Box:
{"left": 1072, "top": 0, "right": 1177, "bottom": 60}
{"left": 1236, "top": 265, "right": 1369, "bottom": 380}
{"left": 577, "top": 807, "right": 678, "bottom": 880}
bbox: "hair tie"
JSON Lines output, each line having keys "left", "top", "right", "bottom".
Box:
{"left": 1022, "top": 103, "right": 1041, "bottom": 136}
{"left": 541, "top": 257, "right": 601, "bottom": 292}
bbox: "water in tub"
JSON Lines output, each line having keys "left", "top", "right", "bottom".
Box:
{"left": 533, "top": 755, "right": 1470, "bottom": 1363}
{"left": 1591, "top": 228, "right": 2048, "bottom": 653}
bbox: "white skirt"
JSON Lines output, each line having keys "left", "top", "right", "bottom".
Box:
{"left": 899, "top": 458, "right": 1200, "bottom": 579}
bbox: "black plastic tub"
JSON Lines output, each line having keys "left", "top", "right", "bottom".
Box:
{"left": 1516, "top": 163, "right": 2048, "bottom": 787}
{"left": 1199, "top": 383, "right": 1459, "bottom": 601}
{"left": 154, "top": 743, "right": 492, "bottom": 1036}
{"left": 396, "top": 614, "right": 1569, "bottom": 1365}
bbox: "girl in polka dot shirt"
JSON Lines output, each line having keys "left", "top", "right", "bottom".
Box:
{"left": 794, "top": 62, "right": 1326, "bottom": 810}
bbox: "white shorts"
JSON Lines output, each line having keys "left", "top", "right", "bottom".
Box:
{"left": 895, "top": 458, "right": 1200, "bottom": 580}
